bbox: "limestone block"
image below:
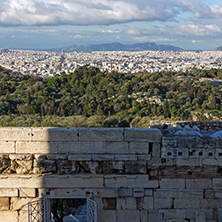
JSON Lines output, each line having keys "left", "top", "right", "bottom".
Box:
{"left": 218, "top": 208, "right": 222, "bottom": 222}
{"left": 93, "top": 198, "right": 103, "bottom": 210}
{"left": 102, "top": 198, "right": 116, "bottom": 210}
{"left": 174, "top": 198, "right": 200, "bottom": 208}
{"left": 144, "top": 189, "right": 153, "bottom": 197}
{"left": 97, "top": 210, "right": 116, "bottom": 222}
{"left": 117, "top": 197, "right": 137, "bottom": 210}
{"left": 154, "top": 189, "right": 178, "bottom": 198}
{"left": 0, "top": 188, "right": 18, "bottom": 197}
{"left": 57, "top": 142, "right": 104, "bottom": 154}
{"left": 137, "top": 197, "right": 153, "bottom": 210}
{"left": 16, "top": 141, "right": 57, "bottom": 154}
{"left": 117, "top": 210, "right": 140, "bottom": 222}
{"left": 43, "top": 175, "right": 104, "bottom": 188}
{"left": 114, "top": 155, "right": 137, "bottom": 161}
{"left": 92, "top": 154, "right": 114, "bottom": 161}
{"left": 33, "top": 159, "right": 56, "bottom": 174}
{"left": 19, "top": 188, "right": 36, "bottom": 198}
{"left": 199, "top": 198, "right": 218, "bottom": 209}
{"left": 188, "top": 149, "right": 208, "bottom": 158}
{"left": 203, "top": 158, "right": 218, "bottom": 166}
{"left": 56, "top": 160, "right": 74, "bottom": 174}
{"left": 154, "top": 198, "right": 173, "bottom": 209}
{"left": 0, "top": 211, "right": 18, "bottom": 222}
{"left": 118, "top": 188, "right": 133, "bottom": 197}
{"left": 104, "top": 175, "right": 154, "bottom": 188}
{"left": 152, "top": 143, "right": 161, "bottom": 157}
{"left": 0, "top": 175, "right": 43, "bottom": 188}
{"left": 100, "top": 188, "right": 118, "bottom": 198}
{"left": 124, "top": 128, "right": 162, "bottom": 142}
{"left": 137, "top": 154, "right": 151, "bottom": 161}
{"left": 186, "top": 179, "right": 212, "bottom": 189}
{"left": 148, "top": 212, "right": 163, "bottom": 222}
{"left": 68, "top": 154, "right": 91, "bottom": 161}
{"left": 159, "top": 209, "right": 186, "bottom": 220}
{"left": 31, "top": 127, "right": 78, "bottom": 142}
{"left": 133, "top": 187, "right": 144, "bottom": 197}
{"left": 177, "top": 189, "right": 203, "bottom": 199}
{"left": 125, "top": 161, "right": 147, "bottom": 174}
{"left": 139, "top": 210, "right": 148, "bottom": 222}
{"left": 113, "top": 161, "right": 124, "bottom": 171}
{"left": 0, "top": 127, "right": 31, "bottom": 141}
{"left": 18, "top": 210, "right": 28, "bottom": 222}
{"left": 12, "top": 160, "right": 33, "bottom": 174}
{"left": 11, "top": 197, "right": 35, "bottom": 211}
{"left": 129, "top": 142, "right": 149, "bottom": 154}
{"left": 45, "top": 154, "right": 68, "bottom": 160}
{"left": 213, "top": 178, "right": 222, "bottom": 189}
{"left": 162, "top": 137, "right": 178, "bottom": 148}
{"left": 161, "top": 147, "right": 175, "bottom": 158}
{"left": 196, "top": 210, "right": 206, "bottom": 222}
{"left": 0, "top": 197, "right": 9, "bottom": 210}
{"left": 104, "top": 142, "right": 129, "bottom": 154}
{"left": 79, "top": 128, "right": 123, "bottom": 142}
{"left": 160, "top": 179, "right": 185, "bottom": 189}
{"left": 175, "top": 158, "right": 200, "bottom": 167}
{"left": 45, "top": 188, "right": 100, "bottom": 198}
{"left": 0, "top": 142, "right": 15, "bottom": 154}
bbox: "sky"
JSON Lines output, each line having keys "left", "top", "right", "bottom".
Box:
{"left": 0, "top": 0, "right": 221, "bottom": 50}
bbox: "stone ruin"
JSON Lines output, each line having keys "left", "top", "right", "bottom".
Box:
{"left": 0, "top": 125, "right": 222, "bottom": 221}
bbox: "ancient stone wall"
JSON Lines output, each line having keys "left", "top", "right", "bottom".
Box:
{"left": 0, "top": 127, "right": 222, "bottom": 222}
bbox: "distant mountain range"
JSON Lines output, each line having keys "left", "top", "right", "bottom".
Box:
{"left": 212, "top": 46, "right": 222, "bottom": 51}
{"left": 49, "top": 42, "right": 184, "bottom": 52}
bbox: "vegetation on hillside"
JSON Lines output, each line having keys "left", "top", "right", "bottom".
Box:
{"left": 0, "top": 65, "right": 222, "bottom": 127}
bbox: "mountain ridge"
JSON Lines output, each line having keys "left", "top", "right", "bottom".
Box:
{"left": 49, "top": 42, "right": 184, "bottom": 52}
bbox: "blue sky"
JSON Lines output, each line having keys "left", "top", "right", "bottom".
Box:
{"left": 0, "top": 0, "right": 221, "bottom": 50}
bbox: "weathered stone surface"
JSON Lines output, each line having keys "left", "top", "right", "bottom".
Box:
{"left": 0, "top": 197, "right": 9, "bottom": 210}
{"left": 104, "top": 175, "right": 150, "bottom": 188}
{"left": 129, "top": 142, "right": 149, "bottom": 154}
{"left": 18, "top": 210, "right": 28, "bottom": 222}
{"left": 103, "top": 142, "right": 129, "bottom": 154}
{"left": 118, "top": 188, "right": 133, "bottom": 197}
{"left": 79, "top": 128, "right": 123, "bottom": 142}
{"left": 133, "top": 187, "right": 144, "bottom": 197}
{"left": 196, "top": 210, "right": 206, "bottom": 222}
{"left": 174, "top": 198, "right": 200, "bottom": 208}
{"left": 0, "top": 142, "right": 15, "bottom": 154}
{"left": 16, "top": 142, "right": 57, "bottom": 154}
{"left": 102, "top": 198, "right": 116, "bottom": 210}
{"left": 117, "top": 210, "right": 140, "bottom": 222}
{"left": 117, "top": 197, "right": 137, "bottom": 210}
{"left": 56, "top": 160, "right": 75, "bottom": 174}
{"left": 125, "top": 161, "right": 147, "bottom": 174}
{"left": 159, "top": 209, "right": 186, "bottom": 220}
{"left": 100, "top": 188, "right": 118, "bottom": 198}
{"left": 124, "top": 128, "right": 162, "bottom": 142}
{"left": 154, "top": 198, "right": 173, "bottom": 209}
{"left": 33, "top": 159, "right": 56, "bottom": 174}
{"left": 92, "top": 155, "right": 114, "bottom": 161}
{"left": 152, "top": 143, "right": 161, "bottom": 157}
{"left": 97, "top": 210, "right": 116, "bottom": 222}
{"left": 160, "top": 179, "right": 185, "bottom": 189}
{"left": 0, "top": 211, "right": 18, "bottom": 222}
{"left": 31, "top": 127, "right": 78, "bottom": 142}
{"left": 218, "top": 208, "right": 222, "bottom": 222}
{"left": 0, "top": 188, "right": 18, "bottom": 197}
{"left": 68, "top": 154, "right": 92, "bottom": 161}
{"left": 148, "top": 212, "right": 163, "bottom": 222}
{"left": 11, "top": 197, "right": 35, "bottom": 211}
{"left": 19, "top": 188, "right": 36, "bottom": 198}
{"left": 114, "top": 155, "right": 137, "bottom": 161}
{"left": 137, "top": 197, "right": 153, "bottom": 210}
{"left": 186, "top": 179, "right": 212, "bottom": 189}
{"left": 43, "top": 175, "right": 104, "bottom": 188}
{"left": 0, "top": 128, "right": 31, "bottom": 141}
{"left": 0, "top": 175, "right": 43, "bottom": 188}
{"left": 57, "top": 142, "right": 104, "bottom": 154}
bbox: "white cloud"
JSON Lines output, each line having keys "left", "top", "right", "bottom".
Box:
{"left": 0, "top": 0, "right": 178, "bottom": 26}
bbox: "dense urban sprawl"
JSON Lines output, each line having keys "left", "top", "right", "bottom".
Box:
{"left": 0, "top": 49, "right": 222, "bottom": 77}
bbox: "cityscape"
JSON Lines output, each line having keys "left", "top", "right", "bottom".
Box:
{"left": 1, "top": 48, "right": 222, "bottom": 78}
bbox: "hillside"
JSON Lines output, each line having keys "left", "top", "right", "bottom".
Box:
{"left": 212, "top": 46, "right": 222, "bottom": 51}
{"left": 49, "top": 42, "right": 183, "bottom": 52}
{"left": 0, "top": 66, "right": 222, "bottom": 127}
